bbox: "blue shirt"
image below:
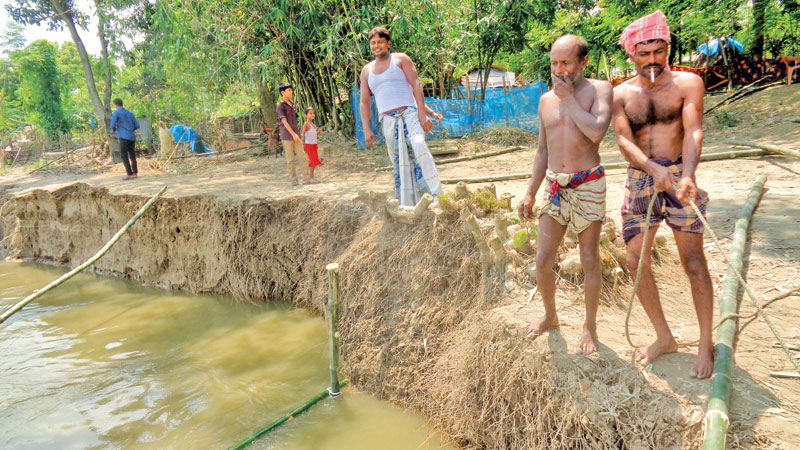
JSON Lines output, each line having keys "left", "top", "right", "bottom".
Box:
{"left": 109, "top": 107, "right": 140, "bottom": 141}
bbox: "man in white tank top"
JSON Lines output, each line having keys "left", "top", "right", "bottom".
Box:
{"left": 359, "top": 26, "right": 444, "bottom": 206}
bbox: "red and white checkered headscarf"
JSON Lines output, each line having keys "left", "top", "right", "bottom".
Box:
{"left": 619, "top": 10, "right": 671, "bottom": 58}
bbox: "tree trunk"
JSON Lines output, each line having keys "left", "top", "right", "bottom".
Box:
{"left": 94, "top": 0, "right": 113, "bottom": 114}
{"left": 752, "top": 0, "right": 767, "bottom": 58}
{"left": 256, "top": 76, "right": 279, "bottom": 128}
{"left": 49, "top": 0, "right": 119, "bottom": 161}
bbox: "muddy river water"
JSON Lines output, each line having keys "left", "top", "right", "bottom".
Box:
{"left": 0, "top": 262, "right": 453, "bottom": 450}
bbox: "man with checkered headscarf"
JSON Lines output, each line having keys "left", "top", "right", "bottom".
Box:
{"left": 612, "top": 11, "right": 715, "bottom": 378}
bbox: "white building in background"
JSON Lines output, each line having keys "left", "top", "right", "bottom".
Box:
{"left": 461, "top": 66, "right": 516, "bottom": 90}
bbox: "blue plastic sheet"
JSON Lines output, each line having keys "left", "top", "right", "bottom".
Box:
{"left": 168, "top": 124, "right": 213, "bottom": 154}
{"left": 697, "top": 37, "right": 744, "bottom": 56}
{"left": 350, "top": 82, "right": 546, "bottom": 149}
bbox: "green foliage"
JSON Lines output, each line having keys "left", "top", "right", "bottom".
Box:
{"left": 4, "top": 0, "right": 799, "bottom": 137}
{"left": 0, "top": 22, "right": 26, "bottom": 56}
{"left": 713, "top": 110, "right": 739, "bottom": 128}
{"left": 16, "top": 41, "right": 71, "bottom": 141}
{"left": 437, "top": 193, "right": 458, "bottom": 212}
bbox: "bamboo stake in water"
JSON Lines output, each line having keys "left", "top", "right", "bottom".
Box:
{"left": 228, "top": 380, "right": 349, "bottom": 450}
{"left": 0, "top": 185, "right": 168, "bottom": 325}
{"left": 326, "top": 263, "right": 341, "bottom": 395}
{"left": 702, "top": 176, "right": 766, "bottom": 450}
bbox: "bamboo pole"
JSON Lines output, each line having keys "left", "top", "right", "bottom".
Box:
{"left": 325, "top": 263, "right": 341, "bottom": 396}
{"left": 29, "top": 146, "right": 81, "bottom": 173}
{"left": 228, "top": 380, "right": 349, "bottom": 450}
{"left": 440, "top": 149, "right": 770, "bottom": 184}
{"left": 0, "top": 185, "right": 168, "bottom": 325}
{"left": 376, "top": 146, "right": 525, "bottom": 172}
{"left": 704, "top": 77, "right": 767, "bottom": 115}
{"left": 704, "top": 80, "right": 784, "bottom": 115}
{"left": 702, "top": 175, "right": 767, "bottom": 450}
{"left": 725, "top": 140, "right": 800, "bottom": 159}
{"left": 158, "top": 139, "right": 267, "bottom": 161}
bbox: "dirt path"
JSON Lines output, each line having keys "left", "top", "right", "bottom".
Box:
{"left": 2, "top": 83, "right": 799, "bottom": 448}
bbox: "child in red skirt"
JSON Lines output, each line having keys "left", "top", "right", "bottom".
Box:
{"left": 302, "top": 107, "right": 323, "bottom": 183}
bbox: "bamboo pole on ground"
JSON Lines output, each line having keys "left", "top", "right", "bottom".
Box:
{"left": 375, "top": 146, "right": 525, "bottom": 172}
{"left": 703, "top": 79, "right": 783, "bottom": 115}
{"left": 29, "top": 146, "right": 81, "bottom": 173}
{"left": 158, "top": 139, "right": 267, "bottom": 161}
{"left": 325, "top": 263, "right": 341, "bottom": 396}
{"left": 702, "top": 175, "right": 767, "bottom": 450}
{"left": 440, "top": 149, "right": 770, "bottom": 184}
{"left": 725, "top": 140, "right": 800, "bottom": 159}
{"left": 0, "top": 185, "right": 168, "bottom": 326}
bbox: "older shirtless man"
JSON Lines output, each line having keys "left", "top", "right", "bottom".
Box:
{"left": 518, "top": 35, "right": 613, "bottom": 354}
{"left": 613, "top": 11, "right": 714, "bottom": 378}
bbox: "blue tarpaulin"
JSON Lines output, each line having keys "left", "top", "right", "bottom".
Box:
{"left": 350, "top": 82, "right": 546, "bottom": 149}
{"left": 168, "top": 124, "right": 213, "bottom": 154}
{"left": 697, "top": 37, "right": 744, "bottom": 56}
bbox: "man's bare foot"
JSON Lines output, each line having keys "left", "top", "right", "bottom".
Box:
{"left": 690, "top": 344, "right": 714, "bottom": 379}
{"left": 526, "top": 315, "right": 559, "bottom": 336}
{"left": 635, "top": 337, "right": 678, "bottom": 367}
{"left": 122, "top": 175, "right": 135, "bottom": 181}
{"left": 578, "top": 326, "right": 599, "bottom": 354}
{"left": 291, "top": 179, "right": 298, "bottom": 186}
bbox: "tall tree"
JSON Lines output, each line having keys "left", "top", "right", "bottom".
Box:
{"left": 6, "top": 0, "right": 119, "bottom": 156}
{"left": 17, "top": 40, "right": 71, "bottom": 141}
{"left": 0, "top": 21, "right": 27, "bottom": 56}
{"left": 752, "top": 0, "right": 767, "bottom": 57}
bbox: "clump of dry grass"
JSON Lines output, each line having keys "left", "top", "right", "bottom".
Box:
{"left": 465, "top": 126, "right": 538, "bottom": 147}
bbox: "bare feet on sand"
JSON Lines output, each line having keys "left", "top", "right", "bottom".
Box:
{"left": 526, "top": 315, "right": 559, "bottom": 336}
{"left": 690, "top": 344, "right": 714, "bottom": 379}
{"left": 578, "top": 325, "right": 599, "bottom": 354}
{"left": 635, "top": 337, "right": 678, "bottom": 368}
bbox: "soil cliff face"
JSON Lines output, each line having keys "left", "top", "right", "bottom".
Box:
{"left": 1, "top": 183, "right": 367, "bottom": 304}
{"left": 1, "top": 183, "right": 700, "bottom": 449}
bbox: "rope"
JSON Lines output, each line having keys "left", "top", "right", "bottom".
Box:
{"left": 624, "top": 192, "right": 659, "bottom": 349}
{"left": 624, "top": 184, "right": 800, "bottom": 375}
{"left": 684, "top": 193, "right": 800, "bottom": 375}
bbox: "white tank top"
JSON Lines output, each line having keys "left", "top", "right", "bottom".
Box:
{"left": 367, "top": 54, "right": 416, "bottom": 115}
{"left": 304, "top": 123, "right": 317, "bottom": 144}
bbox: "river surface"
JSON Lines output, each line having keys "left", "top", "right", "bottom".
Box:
{"left": 0, "top": 261, "right": 453, "bottom": 450}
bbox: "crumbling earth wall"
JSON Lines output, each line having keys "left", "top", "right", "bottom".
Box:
{"left": 0, "top": 183, "right": 701, "bottom": 449}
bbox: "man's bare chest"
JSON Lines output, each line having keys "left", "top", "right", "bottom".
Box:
{"left": 624, "top": 89, "right": 683, "bottom": 132}
{"left": 541, "top": 93, "right": 594, "bottom": 128}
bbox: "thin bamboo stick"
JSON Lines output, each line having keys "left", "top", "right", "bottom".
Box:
{"left": 228, "top": 380, "right": 349, "bottom": 450}
{"left": 158, "top": 139, "right": 267, "bottom": 161}
{"left": 705, "top": 80, "right": 784, "bottom": 115}
{"left": 29, "top": 146, "right": 81, "bottom": 173}
{"left": 0, "top": 185, "right": 168, "bottom": 325}
{"left": 375, "top": 146, "right": 525, "bottom": 172}
{"left": 770, "top": 371, "right": 800, "bottom": 379}
{"left": 440, "top": 149, "right": 770, "bottom": 184}
{"left": 326, "top": 263, "right": 341, "bottom": 396}
{"left": 725, "top": 140, "right": 800, "bottom": 159}
{"left": 702, "top": 175, "right": 767, "bottom": 450}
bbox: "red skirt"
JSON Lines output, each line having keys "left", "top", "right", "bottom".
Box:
{"left": 304, "top": 143, "right": 322, "bottom": 167}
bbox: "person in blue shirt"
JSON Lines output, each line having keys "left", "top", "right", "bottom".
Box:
{"left": 109, "top": 98, "right": 140, "bottom": 180}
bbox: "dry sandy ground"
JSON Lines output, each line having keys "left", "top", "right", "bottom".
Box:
{"left": 2, "top": 83, "right": 799, "bottom": 448}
